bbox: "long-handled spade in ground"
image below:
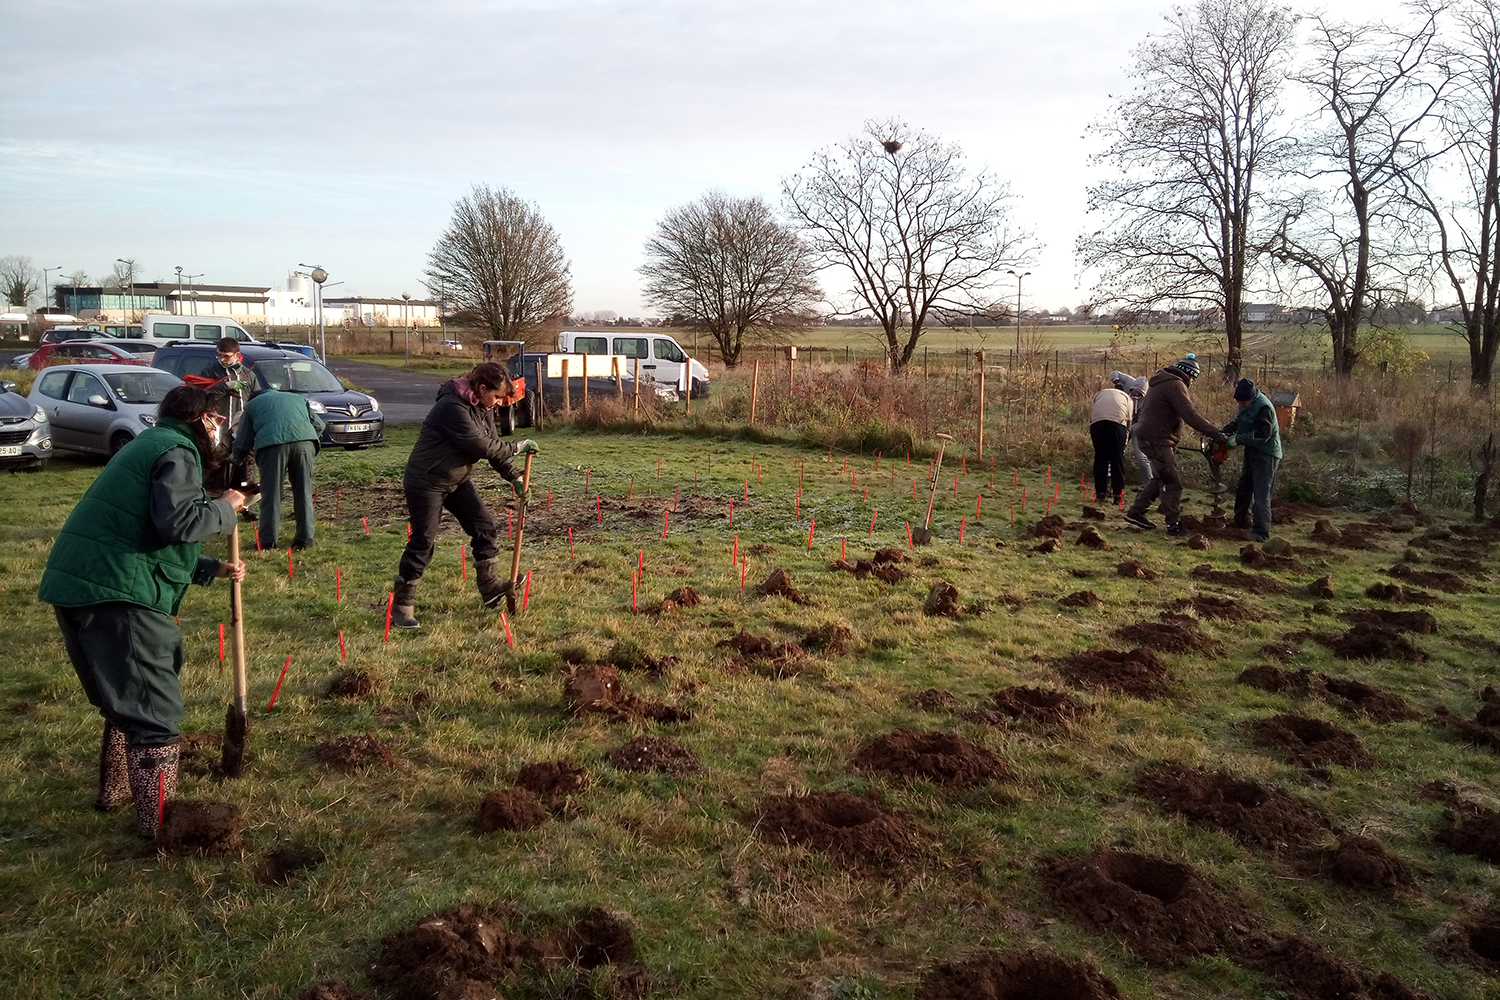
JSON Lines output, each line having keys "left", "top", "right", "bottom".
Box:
{"left": 221, "top": 508, "right": 254, "bottom": 777}
{"left": 910, "top": 433, "right": 954, "bottom": 545}
{"left": 506, "top": 452, "right": 535, "bottom": 614}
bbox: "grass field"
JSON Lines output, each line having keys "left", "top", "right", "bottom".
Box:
{"left": 5, "top": 426, "right": 1500, "bottom": 998}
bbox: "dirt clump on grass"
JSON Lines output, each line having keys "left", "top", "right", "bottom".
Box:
{"left": 653, "top": 586, "right": 701, "bottom": 613}
{"left": 716, "top": 629, "right": 805, "bottom": 677}
{"left": 1240, "top": 543, "right": 1308, "bottom": 572}
{"left": 1113, "top": 614, "right": 1224, "bottom": 655}
{"left": 293, "top": 983, "right": 374, "bottom": 1000}
{"left": 1118, "top": 559, "right": 1161, "bottom": 581}
{"left": 1060, "top": 589, "right": 1101, "bottom": 608}
{"left": 257, "top": 840, "right": 324, "bottom": 886}
{"left": 1058, "top": 648, "right": 1173, "bottom": 699}
{"left": 1249, "top": 714, "right": 1373, "bottom": 769}
{"left": 1433, "top": 796, "right": 1500, "bottom": 862}
{"left": 561, "top": 664, "right": 690, "bottom": 723}
{"left": 1076, "top": 525, "right": 1110, "bottom": 549}
{"left": 980, "top": 686, "right": 1092, "bottom": 727}
{"left": 1188, "top": 533, "right": 1212, "bottom": 550}
{"left": 873, "top": 548, "right": 908, "bottom": 564}
{"left": 910, "top": 688, "right": 958, "bottom": 710}
{"left": 924, "top": 581, "right": 961, "bottom": 616}
{"left": 1032, "top": 537, "right": 1062, "bottom": 553}
{"left": 515, "top": 760, "right": 587, "bottom": 809}
{"left": 1234, "top": 934, "right": 1425, "bottom": 1000}
{"left": 1341, "top": 608, "right": 1438, "bottom": 634}
{"left": 1308, "top": 575, "right": 1336, "bottom": 598}
{"left": 1042, "top": 849, "right": 1248, "bottom": 966}
{"left": 157, "top": 800, "right": 242, "bottom": 855}
{"left": 1191, "top": 563, "right": 1293, "bottom": 593}
{"left": 605, "top": 736, "right": 703, "bottom": 775}
{"left": 1170, "top": 594, "right": 1252, "bottom": 620}
{"left": 757, "top": 568, "right": 810, "bottom": 604}
{"left": 1386, "top": 562, "right": 1474, "bottom": 593}
{"left": 914, "top": 949, "right": 1122, "bottom": 1000}
{"left": 755, "top": 790, "right": 925, "bottom": 867}
{"left": 1435, "top": 688, "right": 1500, "bottom": 752}
{"left": 325, "top": 669, "right": 379, "bottom": 699}
{"left": 1321, "top": 675, "right": 1421, "bottom": 721}
{"left": 370, "top": 902, "right": 641, "bottom": 1000}
{"left": 1366, "top": 582, "right": 1438, "bottom": 604}
{"left": 1320, "top": 624, "right": 1427, "bottom": 662}
{"left": 1432, "top": 909, "right": 1500, "bottom": 976}
{"left": 310, "top": 734, "right": 393, "bottom": 771}
{"left": 1318, "top": 834, "right": 1409, "bottom": 891}
{"left": 801, "top": 622, "right": 856, "bottom": 654}
{"left": 1132, "top": 761, "right": 1332, "bottom": 849}
{"left": 477, "top": 787, "right": 548, "bottom": 832}
{"left": 1028, "top": 514, "right": 1066, "bottom": 539}
{"left": 850, "top": 730, "right": 1010, "bottom": 787}
{"left": 1082, "top": 505, "right": 1107, "bottom": 520}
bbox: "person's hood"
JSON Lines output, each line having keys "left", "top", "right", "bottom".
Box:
{"left": 1108, "top": 369, "right": 1132, "bottom": 388}
{"left": 436, "top": 378, "right": 479, "bottom": 405}
{"left": 1148, "top": 366, "right": 1189, "bottom": 389}
{"left": 1130, "top": 376, "right": 1149, "bottom": 395}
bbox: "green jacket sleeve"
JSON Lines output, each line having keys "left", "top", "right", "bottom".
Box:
{"left": 230, "top": 407, "right": 255, "bottom": 465}
{"left": 150, "top": 447, "right": 236, "bottom": 544}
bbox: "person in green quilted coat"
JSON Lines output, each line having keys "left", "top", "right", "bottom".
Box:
{"left": 39, "top": 385, "right": 248, "bottom": 837}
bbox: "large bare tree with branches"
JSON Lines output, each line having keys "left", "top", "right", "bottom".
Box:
{"left": 783, "top": 118, "right": 1031, "bottom": 374}
{"left": 425, "top": 185, "right": 572, "bottom": 344}
{"left": 1265, "top": 11, "right": 1448, "bottom": 375}
{"left": 1080, "top": 0, "right": 1297, "bottom": 381}
{"left": 0, "top": 256, "right": 39, "bottom": 307}
{"left": 638, "top": 192, "right": 820, "bottom": 368}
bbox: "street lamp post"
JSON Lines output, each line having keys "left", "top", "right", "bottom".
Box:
{"left": 1006, "top": 269, "right": 1031, "bottom": 363}
{"left": 42, "top": 266, "right": 62, "bottom": 312}
{"left": 298, "top": 264, "right": 329, "bottom": 358}
{"left": 174, "top": 266, "right": 184, "bottom": 315}
{"left": 116, "top": 258, "right": 136, "bottom": 325}
{"left": 186, "top": 273, "right": 204, "bottom": 317}
{"left": 401, "top": 293, "right": 412, "bottom": 365}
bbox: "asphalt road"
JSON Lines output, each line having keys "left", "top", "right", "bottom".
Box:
{"left": 325, "top": 358, "right": 446, "bottom": 424}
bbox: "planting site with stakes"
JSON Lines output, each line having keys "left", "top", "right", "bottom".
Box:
{"left": 9, "top": 423, "right": 1500, "bottom": 1000}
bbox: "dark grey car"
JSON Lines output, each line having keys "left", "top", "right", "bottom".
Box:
{"left": 0, "top": 377, "right": 51, "bottom": 470}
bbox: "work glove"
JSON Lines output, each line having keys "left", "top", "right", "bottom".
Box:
{"left": 1213, "top": 432, "right": 1231, "bottom": 449}
{"left": 1226, "top": 434, "right": 1238, "bottom": 448}
{"left": 512, "top": 482, "right": 531, "bottom": 505}
{"left": 515, "top": 439, "right": 539, "bottom": 455}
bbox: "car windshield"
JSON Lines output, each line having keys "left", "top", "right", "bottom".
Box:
{"left": 105, "top": 371, "right": 181, "bottom": 404}
{"left": 255, "top": 358, "right": 344, "bottom": 393}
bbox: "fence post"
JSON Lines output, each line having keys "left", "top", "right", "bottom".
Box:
{"left": 633, "top": 358, "right": 640, "bottom": 414}
{"left": 613, "top": 356, "right": 622, "bottom": 400}
{"left": 787, "top": 345, "right": 797, "bottom": 396}
{"left": 581, "top": 354, "right": 589, "bottom": 413}
{"left": 562, "top": 358, "right": 571, "bottom": 416}
{"left": 749, "top": 359, "right": 760, "bottom": 426}
{"left": 534, "top": 359, "right": 545, "bottom": 431}
{"left": 684, "top": 361, "right": 691, "bottom": 415}
{"left": 976, "top": 350, "right": 985, "bottom": 459}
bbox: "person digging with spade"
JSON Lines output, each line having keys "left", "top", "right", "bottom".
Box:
{"left": 391, "top": 362, "right": 537, "bottom": 629}
{"left": 1123, "top": 353, "right": 1230, "bottom": 535}
{"left": 38, "top": 385, "right": 248, "bottom": 838}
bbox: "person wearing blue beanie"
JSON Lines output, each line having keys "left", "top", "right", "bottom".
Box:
{"left": 1221, "top": 378, "right": 1282, "bottom": 541}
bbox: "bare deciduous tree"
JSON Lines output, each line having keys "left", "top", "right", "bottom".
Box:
{"left": 424, "top": 185, "right": 573, "bottom": 344}
{"left": 0, "top": 256, "right": 39, "bottom": 307}
{"left": 639, "top": 192, "right": 819, "bottom": 368}
{"left": 1266, "top": 11, "right": 1448, "bottom": 375}
{"left": 1080, "top": 0, "right": 1297, "bottom": 381}
{"left": 783, "top": 118, "right": 1032, "bottom": 373}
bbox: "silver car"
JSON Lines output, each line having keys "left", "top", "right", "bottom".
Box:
{"left": 29, "top": 364, "right": 183, "bottom": 456}
{"left": 0, "top": 377, "right": 51, "bottom": 470}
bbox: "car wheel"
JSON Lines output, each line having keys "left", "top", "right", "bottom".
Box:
{"left": 25, "top": 460, "right": 48, "bottom": 473}
{"left": 109, "top": 431, "right": 133, "bottom": 455}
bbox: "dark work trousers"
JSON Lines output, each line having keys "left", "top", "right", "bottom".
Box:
{"left": 255, "top": 440, "right": 317, "bottom": 549}
{"left": 55, "top": 603, "right": 184, "bottom": 749}
{"left": 398, "top": 476, "right": 501, "bottom": 583}
{"left": 1089, "top": 421, "right": 1129, "bottom": 503}
{"left": 1126, "top": 440, "right": 1185, "bottom": 526}
{"left": 1234, "top": 452, "right": 1280, "bottom": 540}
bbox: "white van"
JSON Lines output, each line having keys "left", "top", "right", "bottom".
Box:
{"left": 558, "top": 331, "right": 709, "bottom": 398}
{"left": 139, "top": 314, "right": 255, "bottom": 344}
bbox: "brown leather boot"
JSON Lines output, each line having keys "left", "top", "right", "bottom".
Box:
{"left": 126, "top": 743, "right": 179, "bottom": 838}
{"left": 474, "top": 558, "right": 510, "bottom": 608}
{"left": 391, "top": 575, "right": 420, "bottom": 629}
{"left": 95, "top": 721, "right": 131, "bottom": 812}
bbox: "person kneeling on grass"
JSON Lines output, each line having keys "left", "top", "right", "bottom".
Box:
{"left": 1123, "top": 353, "right": 1230, "bottom": 535}
{"left": 391, "top": 362, "right": 537, "bottom": 629}
{"left": 38, "top": 385, "right": 248, "bottom": 838}
{"left": 1222, "top": 377, "right": 1283, "bottom": 542}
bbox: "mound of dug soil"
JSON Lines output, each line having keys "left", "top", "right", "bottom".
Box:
{"left": 755, "top": 791, "right": 925, "bottom": 867}
{"left": 477, "top": 787, "right": 548, "bottom": 832}
{"left": 1365, "top": 582, "right": 1437, "bottom": 604}
{"left": 370, "top": 903, "right": 641, "bottom": 1000}
{"left": 1432, "top": 909, "right": 1500, "bottom": 976}
{"left": 1319, "top": 624, "right": 1427, "bottom": 662}
{"left": 257, "top": 840, "right": 324, "bottom": 886}
{"left": 325, "top": 669, "right": 379, "bottom": 699}
{"left": 1434, "top": 797, "right": 1500, "bottom": 862}
{"left": 1320, "top": 834, "right": 1409, "bottom": 890}
{"left": 1341, "top": 608, "right": 1438, "bottom": 634}
{"left": 1118, "top": 559, "right": 1161, "bottom": 581}
{"left": 561, "top": 664, "right": 691, "bottom": 723}
{"left": 1169, "top": 595, "right": 1252, "bottom": 620}
{"left": 850, "top": 730, "right": 1009, "bottom": 787}
{"left": 1113, "top": 614, "right": 1224, "bottom": 655}
{"left": 1032, "top": 537, "right": 1062, "bottom": 553}
{"left": 758, "top": 568, "right": 810, "bottom": 604}
{"left": 1188, "top": 533, "right": 1212, "bottom": 550}
{"left": 1241, "top": 543, "right": 1308, "bottom": 572}
{"left": 1249, "top": 714, "right": 1373, "bottom": 769}
{"left": 981, "top": 686, "right": 1092, "bottom": 726}
{"left": 605, "top": 736, "right": 703, "bottom": 775}
{"left": 1234, "top": 934, "right": 1426, "bottom": 1000}
{"left": 1076, "top": 526, "right": 1110, "bottom": 549}
{"left": 654, "top": 586, "right": 701, "bottom": 613}
{"left": 1435, "top": 688, "right": 1500, "bottom": 752}
{"left": 910, "top": 688, "right": 958, "bottom": 710}
{"left": 715, "top": 629, "right": 805, "bottom": 677}
{"left": 293, "top": 982, "right": 374, "bottom": 1000}
{"left": 158, "top": 800, "right": 242, "bottom": 855}
{"left": 516, "top": 760, "right": 587, "bottom": 808}
{"left": 310, "top": 734, "right": 395, "bottom": 771}
{"left": 1058, "top": 648, "right": 1173, "bottom": 699}
{"left": 873, "top": 547, "right": 908, "bottom": 564}
{"left": 801, "top": 623, "right": 856, "bottom": 654}
{"left": 1386, "top": 562, "right": 1474, "bottom": 593}
{"left": 925, "top": 581, "right": 961, "bottom": 617}
{"left": 1060, "top": 589, "right": 1101, "bottom": 608}
{"left": 833, "top": 558, "right": 906, "bottom": 583}
{"left": 1043, "top": 850, "right": 1247, "bottom": 966}
{"left": 1236, "top": 666, "right": 1420, "bottom": 722}
{"left": 1028, "top": 514, "right": 1066, "bottom": 539}
{"left": 1133, "top": 761, "right": 1331, "bottom": 849}
{"left": 915, "top": 950, "right": 1122, "bottom": 1000}
{"left": 1191, "top": 563, "right": 1293, "bottom": 593}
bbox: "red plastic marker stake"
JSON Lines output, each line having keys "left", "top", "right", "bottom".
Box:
{"left": 158, "top": 772, "right": 166, "bottom": 827}
{"left": 907, "top": 452, "right": 911, "bottom": 468}
{"left": 841, "top": 457, "right": 847, "bottom": 474}
{"left": 657, "top": 457, "right": 661, "bottom": 479}
{"left": 288, "top": 547, "right": 294, "bottom": 579}
{"left": 743, "top": 478, "right": 749, "bottom": 502}
{"left": 255, "top": 534, "right": 261, "bottom": 552}
{"left": 662, "top": 508, "right": 670, "bottom": 538}
{"left": 218, "top": 623, "right": 225, "bottom": 666}
{"left": 733, "top": 534, "right": 739, "bottom": 567}
{"left": 631, "top": 570, "right": 638, "bottom": 613}
{"left": 976, "top": 494, "right": 983, "bottom": 515}
{"left": 729, "top": 498, "right": 734, "bottom": 525}
{"left": 384, "top": 593, "right": 393, "bottom": 642}
{"left": 807, "top": 519, "right": 815, "bottom": 550}
{"left": 584, "top": 467, "right": 590, "bottom": 492}
{"left": 638, "top": 550, "right": 644, "bottom": 576}
{"left": 362, "top": 517, "right": 369, "bottom": 535}
{"left": 757, "top": 466, "right": 762, "bottom": 485}
{"left": 628, "top": 476, "right": 634, "bottom": 499}
{"left": 460, "top": 546, "right": 466, "bottom": 581}
{"left": 338, "top": 631, "right": 346, "bottom": 661}
{"left": 1022, "top": 488, "right": 1026, "bottom": 511}
{"left": 869, "top": 509, "right": 878, "bottom": 537}
{"left": 500, "top": 611, "right": 515, "bottom": 647}
{"left": 268, "top": 655, "right": 292, "bottom": 709}
{"left": 962, "top": 457, "right": 967, "bottom": 475}
{"left": 852, "top": 468, "right": 857, "bottom": 488}
{"left": 596, "top": 495, "right": 602, "bottom": 524}
{"left": 875, "top": 451, "right": 881, "bottom": 470}
{"left": 406, "top": 523, "right": 411, "bottom": 540}
{"left": 795, "top": 492, "right": 800, "bottom": 519}
{"left": 890, "top": 469, "right": 894, "bottom": 486}
{"left": 336, "top": 567, "right": 342, "bottom": 601}
{"left": 740, "top": 559, "right": 748, "bottom": 589}
{"left": 905, "top": 521, "right": 914, "bottom": 550}
{"left": 1118, "top": 492, "right": 1125, "bottom": 509}
{"left": 960, "top": 516, "right": 966, "bottom": 541}
{"left": 568, "top": 526, "right": 574, "bottom": 560}
{"left": 1010, "top": 504, "right": 1015, "bottom": 525}
{"left": 547, "top": 489, "right": 552, "bottom": 511}
{"left": 521, "top": 571, "right": 531, "bottom": 612}
{"left": 1014, "top": 468, "right": 1019, "bottom": 486}
{"left": 862, "top": 486, "right": 868, "bottom": 503}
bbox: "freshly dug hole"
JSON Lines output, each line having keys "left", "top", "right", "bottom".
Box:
{"left": 850, "top": 729, "right": 1009, "bottom": 786}
{"left": 754, "top": 790, "right": 925, "bottom": 867}
{"left": 979, "top": 686, "right": 1092, "bottom": 727}
{"left": 1132, "top": 761, "right": 1331, "bottom": 849}
{"left": 914, "top": 949, "right": 1121, "bottom": 1000}
{"left": 1249, "top": 714, "right": 1373, "bottom": 769}
{"left": 157, "top": 800, "right": 242, "bottom": 855}
{"left": 476, "top": 787, "right": 548, "bottom": 832}
{"left": 1058, "top": 648, "right": 1173, "bottom": 699}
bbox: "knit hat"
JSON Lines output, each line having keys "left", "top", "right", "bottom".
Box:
{"left": 1234, "top": 378, "right": 1256, "bottom": 402}
{"left": 1173, "top": 353, "right": 1200, "bottom": 380}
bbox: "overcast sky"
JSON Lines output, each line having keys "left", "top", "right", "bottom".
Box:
{"left": 1, "top": 0, "right": 1410, "bottom": 316}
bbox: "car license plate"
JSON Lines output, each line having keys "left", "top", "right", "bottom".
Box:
{"left": 343, "top": 423, "right": 370, "bottom": 433}
{"left": 0, "top": 446, "right": 21, "bottom": 457}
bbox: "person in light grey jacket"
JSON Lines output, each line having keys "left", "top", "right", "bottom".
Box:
{"left": 1109, "top": 371, "right": 1153, "bottom": 486}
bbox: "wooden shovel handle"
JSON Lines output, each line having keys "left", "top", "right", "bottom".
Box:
{"left": 507, "top": 452, "right": 534, "bottom": 601}
{"left": 229, "top": 523, "right": 247, "bottom": 712}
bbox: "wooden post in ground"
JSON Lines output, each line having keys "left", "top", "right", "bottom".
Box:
{"left": 581, "top": 355, "right": 589, "bottom": 413}
{"left": 684, "top": 361, "right": 691, "bottom": 415}
{"left": 976, "top": 349, "right": 985, "bottom": 459}
{"left": 786, "top": 345, "right": 797, "bottom": 397}
{"left": 534, "top": 359, "right": 545, "bottom": 431}
{"left": 561, "top": 358, "right": 571, "bottom": 416}
{"left": 749, "top": 359, "right": 760, "bottom": 426}
{"left": 633, "top": 358, "right": 640, "bottom": 415}
{"left": 613, "top": 356, "right": 622, "bottom": 400}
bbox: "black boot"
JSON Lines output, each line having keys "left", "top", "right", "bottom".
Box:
{"left": 391, "top": 575, "right": 420, "bottom": 629}
{"left": 475, "top": 558, "right": 510, "bottom": 609}
{"left": 126, "top": 743, "right": 179, "bottom": 838}
{"left": 95, "top": 722, "right": 131, "bottom": 812}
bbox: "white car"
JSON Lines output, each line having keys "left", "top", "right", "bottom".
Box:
{"left": 28, "top": 364, "right": 183, "bottom": 456}
{"left": 440, "top": 340, "right": 463, "bottom": 350}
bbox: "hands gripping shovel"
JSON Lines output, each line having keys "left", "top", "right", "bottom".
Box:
{"left": 506, "top": 452, "right": 535, "bottom": 614}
